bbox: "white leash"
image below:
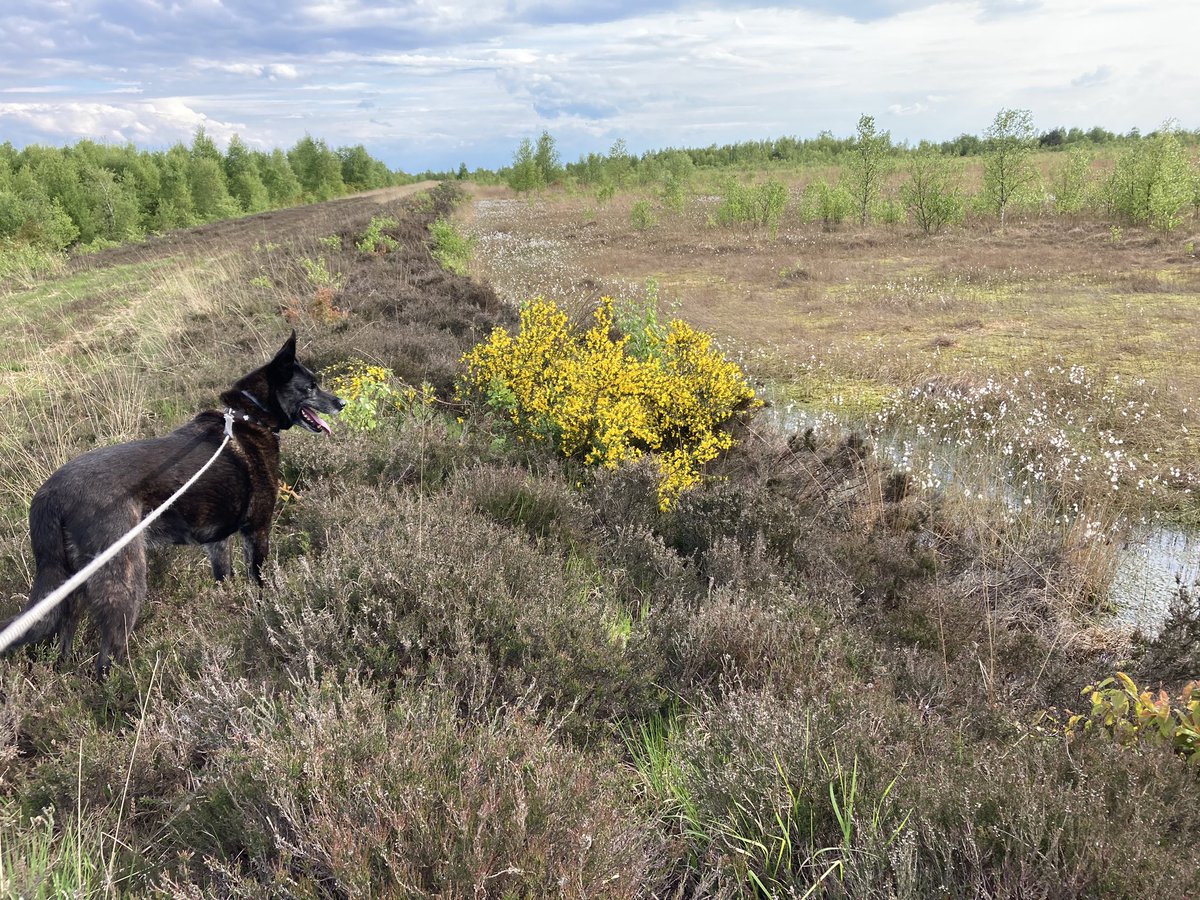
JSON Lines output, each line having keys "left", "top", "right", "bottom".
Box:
{"left": 0, "top": 411, "right": 236, "bottom": 656}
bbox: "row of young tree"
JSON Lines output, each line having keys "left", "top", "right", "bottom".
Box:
{"left": 576, "top": 119, "right": 1196, "bottom": 174}
{"left": 504, "top": 111, "right": 1200, "bottom": 233}
{"left": 0, "top": 130, "right": 402, "bottom": 251}
{"left": 848, "top": 110, "right": 1198, "bottom": 232}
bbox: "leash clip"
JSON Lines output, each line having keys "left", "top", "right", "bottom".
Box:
{"left": 223, "top": 408, "right": 234, "bottom": 439}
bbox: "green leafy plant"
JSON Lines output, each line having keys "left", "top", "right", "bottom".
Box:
{"left": 1106, "top": 124, "right": 1195, "bottom": 231}
{"left": 318, "top": 233, "right": 343, "bottom": 252}
{"left": 1067, "top": 672, "right": 1200, "bottom": 764}
{"left": 630, "top": 199, "right": 657, "bottom": 231}
{"left": 847, "top": 114, "right": 892, "bottom": 225}
{"left": 301, "top": 254, "right": 344, "bottom": 289}
{"left": 716, "top": 178, "right": 788, "bottom": 237}
{"left": 324, "top": 361, "right": 434, "bottom": 431}
{"left": 428, "top": 218, "right": 475, "bottom": 274}
{"left": 982, "top": 107, "right": 1039, "bottom": 226}
{"left": 614, "top": 277, "right": 666, "bottom": 361}
{"left": 901, "top": 152, "right": 964, "bottom": 235}
{"left": 356, "top": 215, "right": 399, "bottom": 253}
{"left": 1051, "top": 146, "right": 1094, "bottom": 215}
{"left": 802, "top": 179, "right": 852, "bottom": 229}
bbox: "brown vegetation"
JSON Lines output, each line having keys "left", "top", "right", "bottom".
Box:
{"left": 0, "top": 182, "right": 1196, "bottom": 897}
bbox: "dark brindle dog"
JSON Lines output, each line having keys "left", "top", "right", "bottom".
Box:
{"left": 0, "top": 332, "right": 344, "bottom": 677}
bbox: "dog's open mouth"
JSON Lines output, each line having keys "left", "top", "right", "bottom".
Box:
{"left": 298, "top": 405, "right": 333, "bottom": 434}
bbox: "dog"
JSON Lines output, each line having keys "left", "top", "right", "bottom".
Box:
{"left": 0, "top": 331, "right": 344, "bottom": 677}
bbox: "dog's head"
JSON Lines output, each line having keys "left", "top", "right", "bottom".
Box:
{"left": 224, "top": 332, "right": 346, "bottom": 433}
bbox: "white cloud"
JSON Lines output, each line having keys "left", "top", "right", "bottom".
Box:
{"left": 198, "top": 60, "right": 301, "bottom": 80}
{"left": 0, "top": 98, "right": 244, "bottom": 146}
{"left": 0, "top": 0, "right": 1196, "bottom": 170}
{"left": 0, "top": 85, "right": 69, "bottom": 94}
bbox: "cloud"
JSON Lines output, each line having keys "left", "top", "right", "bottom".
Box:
{"left": 1072, "top": 65, "right": 1113, "bottom": 88}
{"left": 0, "top": 97, "right": 244, "bottom": 146}
{"left": 199, "top": 61, "right": 301, "bottom": 80}
{"left": 0, "top": 85, "right": 70, "bottom": 94}
{"left": 0, "top": 0, "right": 1195, "bottom": 172}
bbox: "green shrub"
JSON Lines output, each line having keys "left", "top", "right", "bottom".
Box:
{"left": 901, "top": 152, "right": 964, "bottom": 235}
{"left": 1106, "top": 126, "right": 1195, "bottom": 230}
{"left": 715, "top": 178, "right": 788, "bottom": 236}
{"left": 0, "top": 239, "right": 65, "bottom": 286}
{"left": 802, "top": 178, "right": 853, "bottom": 228}
{"left": 1067, "top": 672, "right": 1200, "bottom": 763}
{"left": 876, "top": 197, "right": 906, "bottom": 225}
{"left": 614, "top": 277, "right": 666, "bottom": 361}
{"left": 355, "top": 215, "right": 399, "bottom": 253}
{"left": 1051, "top": 146, "right": 1095, "bottom": 215}
{"left": 595, "top": 180, "right": 617, "bottom": 204}
{"left": 428, "top": 217, "right": 474, "bottom": 274}
{"left": 300, "top": 254, "right": 343, "bottom": 289}
{"left": 630, "top": 199, "right": 657, "bottom": 230}
{"left": 660, "top": 167, "right": 691, "bottom": 214}
{"left": 981, "top": 107, "right": 1039, "bottom": 226}
{"left": 322, "top": 360, "right": 426, "bottom": 431}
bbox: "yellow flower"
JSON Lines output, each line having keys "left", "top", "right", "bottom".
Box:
{"left": 460, "top": 296, "right": 758, "bottom": 508}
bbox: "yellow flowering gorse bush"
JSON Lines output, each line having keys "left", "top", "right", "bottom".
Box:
{"left": 461, "top": 296, "right": 759, "bottom": 508}
{"left": 325, "top": 360, "right": 435, "bottom": 431}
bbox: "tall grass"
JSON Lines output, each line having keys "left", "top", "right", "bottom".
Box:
{"left": 0, "top": 807, "right": 106, "bottom": 899}
{"left": 0, "top": 241, "right": 65, "bottom": 291}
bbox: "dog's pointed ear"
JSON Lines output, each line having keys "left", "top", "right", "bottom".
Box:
{"left": 267, "top": 330, "right": 297, "bottom": 379}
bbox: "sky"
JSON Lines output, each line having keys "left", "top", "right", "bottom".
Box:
{"left": 0, "top": 0, "right": 1195, "bottom": 173}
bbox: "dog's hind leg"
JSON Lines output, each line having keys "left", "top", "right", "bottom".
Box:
{"left": 204, "top": 539, "right": 232, "bottom": 582}
{"left": 1, "top": 496, "right": 76, "bottom": 656}
{"left": 56, "top": 594, "right": 83, "bottom": 666}
{"left": 91, "top": 538, "right": 148, "bottom": 679}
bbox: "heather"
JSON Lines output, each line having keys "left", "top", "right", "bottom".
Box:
{"left": 0, "top": 180, "right": 1196, "bottom": 898}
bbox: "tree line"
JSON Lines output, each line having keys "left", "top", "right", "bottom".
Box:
{"left": 502, "top": 111, "right": 1200, "bottom": 234}
{"left": 0, "top": 130, "right": 403, "bottom": 251}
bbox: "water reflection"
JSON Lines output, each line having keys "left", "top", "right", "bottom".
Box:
{"left": 760, "top": 394, "right": 1199, "bottom": 634}
{"left": 1110, "top": 527, "right": 1200, "bottom": 634}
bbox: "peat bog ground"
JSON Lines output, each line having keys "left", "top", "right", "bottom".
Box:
{"left": 463, "top": 188, "right": 1200, "bottom": 625}
{"left": 0, "top": 182, "right": 1196, "bottom": 897}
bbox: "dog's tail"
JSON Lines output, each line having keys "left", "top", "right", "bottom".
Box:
{"left": 0, "top": 494, "right": 73, "bottom": 652}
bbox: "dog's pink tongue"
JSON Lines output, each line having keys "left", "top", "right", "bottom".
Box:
{"left": 306, "top": 408, "right": 333, "bottom": 434}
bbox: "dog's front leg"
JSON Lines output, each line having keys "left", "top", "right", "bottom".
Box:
{"left": 205, "top": 539, "right": 233, "bottom": 582}
{"left": 241, "top": 528, "right": 269, "bottom": 586}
